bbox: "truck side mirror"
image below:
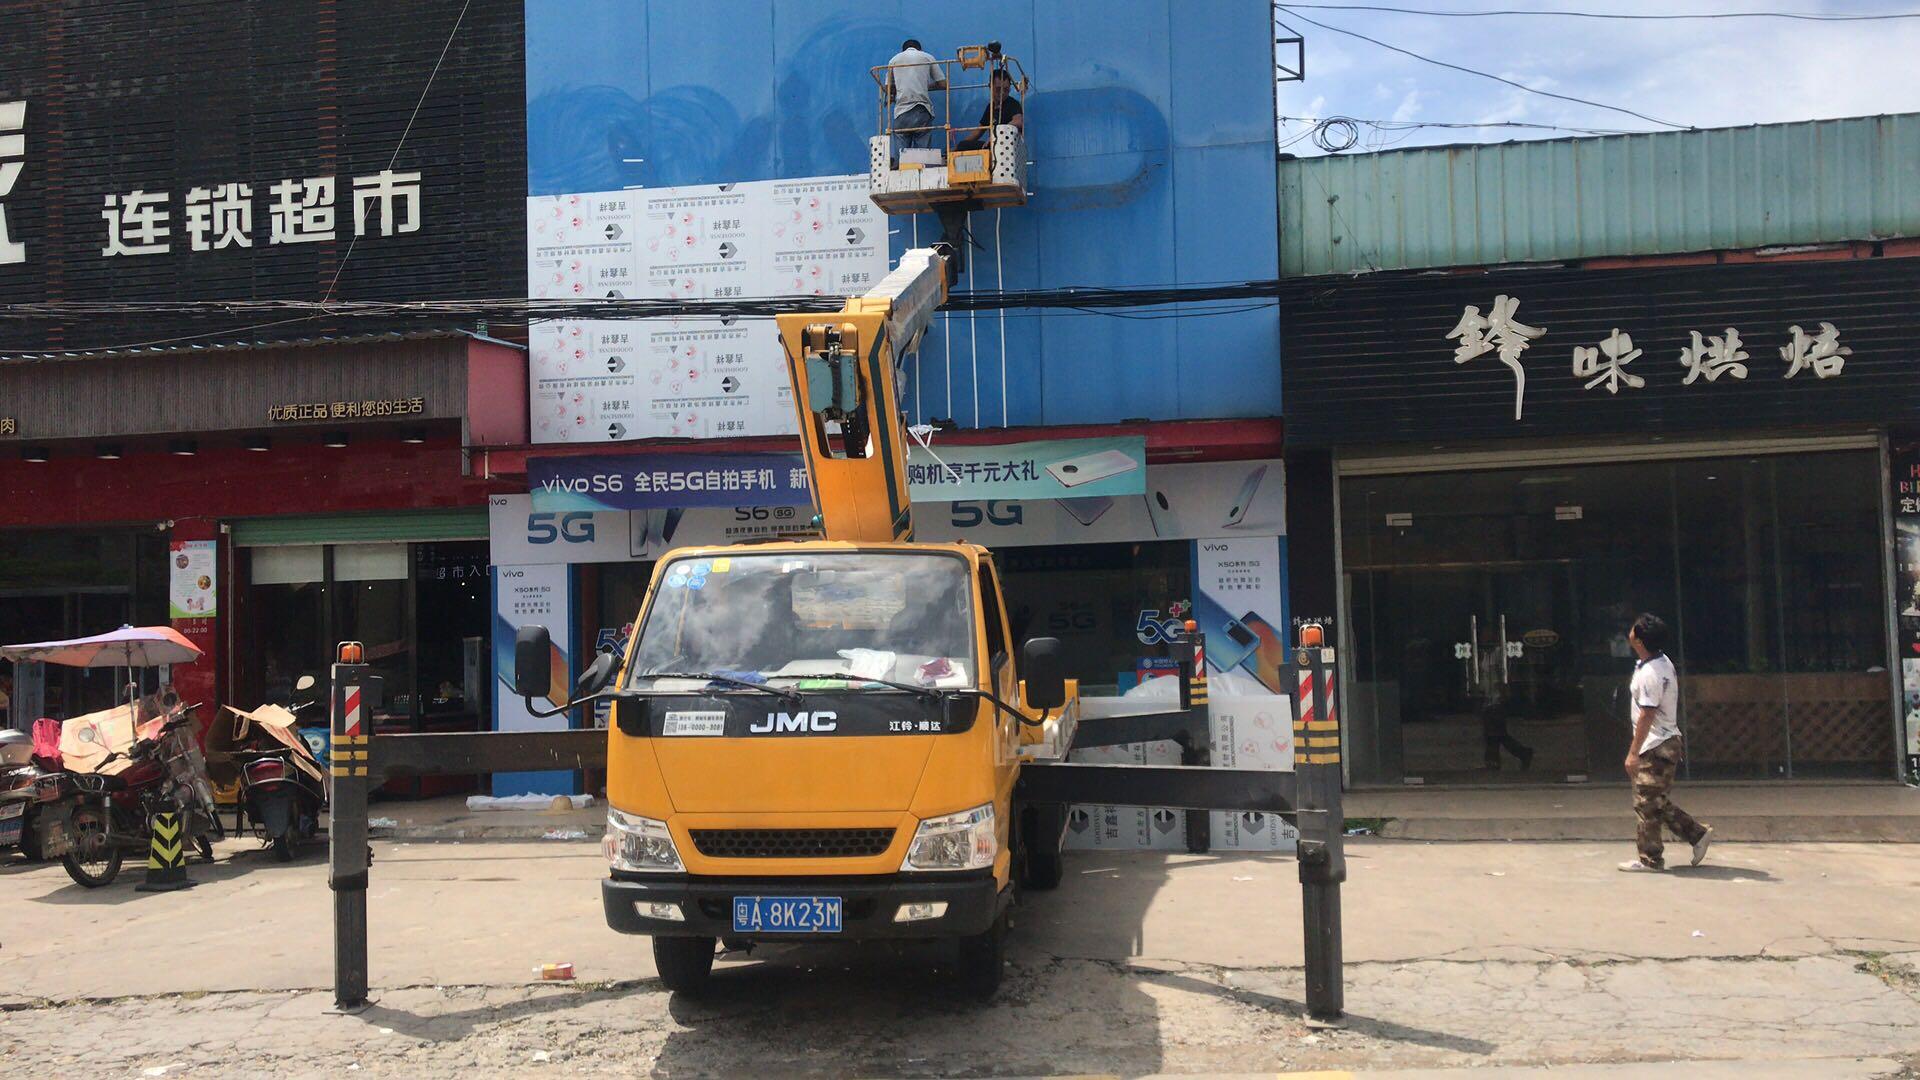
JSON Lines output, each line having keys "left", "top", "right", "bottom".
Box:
{"left": 513, "top": 626, "right": 554, "bottom": 699}
{"left": 294, "top": 675, "right": 316, "bottom": 692}
{"left": 1020, "top": 637, "right": 1066, "bottom": 711}
{"left": 576, "top": 645, "right": 619, "bottom": 697}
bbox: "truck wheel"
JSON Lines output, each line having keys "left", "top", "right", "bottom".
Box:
{"left": 1020, "top": 804, "right": 1066, "bottom": 891}
{"left": 653, "top": 935, "right": 717, "bottom": 993}
{"left": 956, "top": 908, "right": 1007, "bottom": 1000}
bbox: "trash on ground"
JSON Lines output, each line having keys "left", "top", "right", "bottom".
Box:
{"left": 468, "top": 793, "right": 594, "bottom": 812}
{"left": 535, "top": 962, "right": 576, "bottom": 980}
{"left": 1081, "top": 867, "right": 1117, "bottom": 875}
{"left": 1692, "top": 930, "right": 1705, "bottom": 938}
{"left": 1344, "top": 826, "right": 1373, "bottom": 836}
{"left": 531, "top": 1050, "right": 552, "bottom": 1063}
{"left": 1487, "top": 871, "right": 1506, "bottom": 877}
{"left": 1232, "top": 876, "right": 1255, "bottom": 882}
{"left": 142, "top": 1066, "right": 185, "bottom": 1077}
{"left": 541, "top": 829, "right": 589, "bottom": 841}
{"left": 367, "top": 817, "right": 398, "bottom": 828}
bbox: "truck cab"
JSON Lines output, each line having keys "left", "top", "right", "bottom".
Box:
{"left": 588, "top": 539, "right": 1069, "bottom": 996}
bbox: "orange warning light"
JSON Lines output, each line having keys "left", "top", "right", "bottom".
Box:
{"left": 1299, "top": 624, "right": 1325, "bottom": 648}
{"left": 338, "top": 641, "right": 365, "bottom": 664}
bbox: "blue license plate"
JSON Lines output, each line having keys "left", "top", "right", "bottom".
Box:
{"left": 731, "top": 895, "right": 843, "bottom": 934}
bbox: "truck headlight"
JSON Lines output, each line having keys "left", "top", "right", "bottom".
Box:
{"left": 604, "top": 808, "right": 683, "bottom": 873}
{"left": 903, "top": 803, "right": 997, "bottom": 871}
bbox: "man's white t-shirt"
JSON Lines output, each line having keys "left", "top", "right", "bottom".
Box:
{"left": 1629, "top": 653, "right": 1682, "bottom": 754}
{"left": 888, "top": 47, "right": 939, "bottom": 117}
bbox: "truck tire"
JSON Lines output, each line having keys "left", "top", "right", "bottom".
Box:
{"left": 653, "top": 935, "right": 717, "bottom": 993}
{"left": 1020, "top": 803, "right": 1066, "bottom": 891}
{"left": 956, "top": 907, "right": 1007, "bottom": 1000}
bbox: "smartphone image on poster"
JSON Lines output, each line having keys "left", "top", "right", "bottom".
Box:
{"left": 1236, "top": 612, "right": 1289, "bottom": 694}
{"left": 658, "top": 507, "right": 684, "bottom": 544}
{"left": 1210, "top": 617, "right": 1260, "bottom": 674}
{"left": 1057, "top": 495, "right": 1114, "bottom": 526}
{"left": 1222, "top": 465, "right": 1268, "bottom": 529}
{"left": 1046, "top": 449, "right": 1140, "bottom": 489}
{"left": 1146, "top": 489, "right": 1176, "bottom": 538}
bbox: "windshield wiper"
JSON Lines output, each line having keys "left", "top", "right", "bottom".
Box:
{"left": 835, "top": 675, "right": 952, "bottom": 701}
{"left": 634, "top": 671, "right": 803, "bottom": 707}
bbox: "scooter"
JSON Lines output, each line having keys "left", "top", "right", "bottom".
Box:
{"left": 0, "top": 730, "right": 49, "bottom": 861}
{"left": 33, "top": 704, "right": 223, "bottom": 888}
{"left": 227, "top": 678, "right": 327, "bottom": 861}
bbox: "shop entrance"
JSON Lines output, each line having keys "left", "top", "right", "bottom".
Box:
{"left": 1341, "top": 447, "right": 1898, "bottom": 786}
{"left": 1361, "top": 562, "right": 1587, "bottom": 784}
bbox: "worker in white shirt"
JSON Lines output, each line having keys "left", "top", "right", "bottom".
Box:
{"left": 885, "top": 38, "right": 946, "bottom": 157}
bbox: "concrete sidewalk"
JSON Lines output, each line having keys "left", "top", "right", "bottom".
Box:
{"left": 1348, "top": 781, "right": 1920, "bottom": 842}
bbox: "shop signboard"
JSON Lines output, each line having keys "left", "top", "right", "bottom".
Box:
{"left": 905, "top": 437, "right": 1146, "bottom": 501}
{"left": 526, "top": 176, "right": 888, "bottom": 443}
{"left": 167, "top": 540, "right": 217, "bottom": 619}
{"left": 1282, "top": 257, "right": 1920, "bottom": 447}
{"left": 529, "top": 453, "right": 813, "bottom": 511}
{"left": 490, "top": 563, "right": 574, "bottom": 797}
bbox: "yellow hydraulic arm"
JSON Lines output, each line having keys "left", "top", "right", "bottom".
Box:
{"left": 776, "top": 248, "right": 948, "bottom": 542}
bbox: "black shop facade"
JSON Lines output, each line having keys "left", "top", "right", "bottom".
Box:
{"left": 1280, "top": 254, "right": 1920, "bottom": 787}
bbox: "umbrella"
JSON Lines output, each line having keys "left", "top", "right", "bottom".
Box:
{"left": 0, "top": 624, "right": 203, "bottom": 668}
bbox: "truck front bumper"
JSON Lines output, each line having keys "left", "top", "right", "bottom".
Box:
{"left": 603, "top": 871, "right": 1004, "bottom": 940}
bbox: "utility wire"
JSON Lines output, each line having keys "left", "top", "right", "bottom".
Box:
{"left": 1278, "top": 3, "right": 1920, "bottom": 22}
{"left": 1279, "top": 114, "right": 1665, "bottom": 137}
{"left": 1275, "top": 5, "right": 1690, "bottom": 129}
{"left": 321, "top": 0, "right": 472, "bottom": 302}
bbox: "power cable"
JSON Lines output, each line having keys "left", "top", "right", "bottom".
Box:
{"left": 321, "top": 0, "right": 472, "bottom": 302}
{"left": 1277, "top": 3, "right": 1920, "bottom": 22}
{"left": 1275, "top": 5, "right": 1690, "bottom": 129}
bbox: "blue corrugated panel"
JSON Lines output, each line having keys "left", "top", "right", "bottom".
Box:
{"left": 1279, "top": 114, "right": 1920, "bottom": 277}
{"left": 527, "top": 1, "right": 1281, "bottom": 429}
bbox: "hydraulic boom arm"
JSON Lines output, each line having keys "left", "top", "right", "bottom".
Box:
{"left": 776, "top": 247, "right": 948, "bottom": 542}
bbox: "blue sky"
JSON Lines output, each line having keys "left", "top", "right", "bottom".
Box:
{"left": 1273, "top": 1, "right": 1920, "bottom": 153}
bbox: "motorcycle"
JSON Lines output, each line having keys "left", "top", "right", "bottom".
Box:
{"left": 33, "top": 699, "right": 223, "bottom": 888}
{"left": 224, "top": 676, "right": 327, "bottom": 861}
{"left": 0, "top": 729, "right": 49, "bottom": 861}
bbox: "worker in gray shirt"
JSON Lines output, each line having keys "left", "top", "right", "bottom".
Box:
{"left": 886, "top": 38, "right": 945, "bottom": 156}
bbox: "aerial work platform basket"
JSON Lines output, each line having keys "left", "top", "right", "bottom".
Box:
{"left": 868, "top": 43, "right": 1029, "bottom": 215}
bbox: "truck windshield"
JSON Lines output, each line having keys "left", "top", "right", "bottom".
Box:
{"left": 627, "top": 552, "right": 976, "bottom": 689}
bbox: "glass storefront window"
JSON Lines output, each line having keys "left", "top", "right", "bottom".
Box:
{"left": 1343, "top": 449, "right": 1894, "bottom": 784}
{"left": 999, "top": 542, "right": 1192, "bottom": 696}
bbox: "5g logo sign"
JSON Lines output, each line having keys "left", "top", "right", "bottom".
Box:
{"left": 526, "top": 512, "right": 596, "bottom": 545}
{"left": 949, "top": 501, "right": 1024, "bottom": 528}
{"left": 1135, "top": 609, "right": 1184, "bottom": 645}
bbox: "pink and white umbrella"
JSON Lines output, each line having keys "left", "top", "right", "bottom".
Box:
{"left": 0, "top": 625, "right": 203, "bottom": 668}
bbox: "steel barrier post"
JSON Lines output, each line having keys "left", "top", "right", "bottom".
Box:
{"left": 328, "top": 643, "right": 379, "bottom": 1010}
{"left": 1293, "top": 624, "right": 1346, "bottom": 1021}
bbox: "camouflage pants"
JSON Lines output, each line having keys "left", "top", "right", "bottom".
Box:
{"left": 1631, "top": 737, "right": 1704, "bottom": 868}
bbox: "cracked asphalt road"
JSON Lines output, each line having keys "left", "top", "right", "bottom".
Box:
{"left": 1, "top": 838, "right": 1916, "bottom": 1075}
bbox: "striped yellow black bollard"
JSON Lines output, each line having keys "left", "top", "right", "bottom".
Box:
{"left": 135, "top": 804, "right": 193, "bottom": 892}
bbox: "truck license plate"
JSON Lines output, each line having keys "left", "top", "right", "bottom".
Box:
{"left": 731, "top": 895, "right": 843, "bottom": 934}
{"left": 0, "top": 802, "right": 24, "bottom": 820}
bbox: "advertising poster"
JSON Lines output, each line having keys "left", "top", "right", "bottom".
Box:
{"left": 527, "top": 175, "right": 885, "bottom": 444}
{"left": 168, "top": 540, "right": 217, "bottom": 618}
{"left": 491, "top": 563, "right": 574, "bottom": 796}
{"left": 1193, "top": 535, "right": 1298, "bottom": 851}
{"left": 1895, "top": 443, "right": 1920, "bottom": 775}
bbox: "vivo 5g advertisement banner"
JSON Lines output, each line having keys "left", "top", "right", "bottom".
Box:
{"left": 527, "top": 436, "right": 1148, "bottom": 513}
{"left": 529, "top": 452, "right": 812, "bottom": 511}
{"left": 905, "top": 436, "right": 1146, "bottom": 501}
{"left": 491, "top": 562, "right": 574, "bottom": 797}
{"left": 1192, "top": 535, "right": 1298, "bottom": 852}
{"left": 502, "top": 459, "right": 1285, "bottom": 563}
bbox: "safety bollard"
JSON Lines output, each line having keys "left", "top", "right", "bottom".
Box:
{"left": 1292, "top": 623, "right": 1346, "bottom": 1021}
{"left": 134, "top": 801, "right": 192, "bottom": 892}
{"left": 328, "top": 642, "right": 381, "bottom": 1010}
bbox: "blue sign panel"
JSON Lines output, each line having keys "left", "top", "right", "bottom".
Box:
{"left": 530, "top": 453, "right": 812, "bottom": 511}
{"left": 525, "top": 1, "right": 1281, "bottom": 430}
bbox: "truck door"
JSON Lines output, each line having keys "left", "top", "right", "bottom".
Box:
{"left": 977, "top": 558, "right": 1019, "bottom": 762}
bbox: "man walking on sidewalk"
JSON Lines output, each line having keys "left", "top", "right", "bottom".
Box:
{"left": 1620, "top": 613, "right": 1712, "bottom": 872}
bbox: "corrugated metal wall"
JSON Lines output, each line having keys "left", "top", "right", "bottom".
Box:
{"left": 1279, "top": 114, "right": 1920, "bottom": 277}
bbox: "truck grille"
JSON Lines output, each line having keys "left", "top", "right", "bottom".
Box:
{"left": 689, "top": 828, "right": 896, "bottom": 859}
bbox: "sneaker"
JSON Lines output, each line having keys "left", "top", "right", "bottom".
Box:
{"left": 1690, "top": 826, "right": 1713, "bottom": 867}
{"left": 1618, "top": 860, "right": 1665, "bottom": 873}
